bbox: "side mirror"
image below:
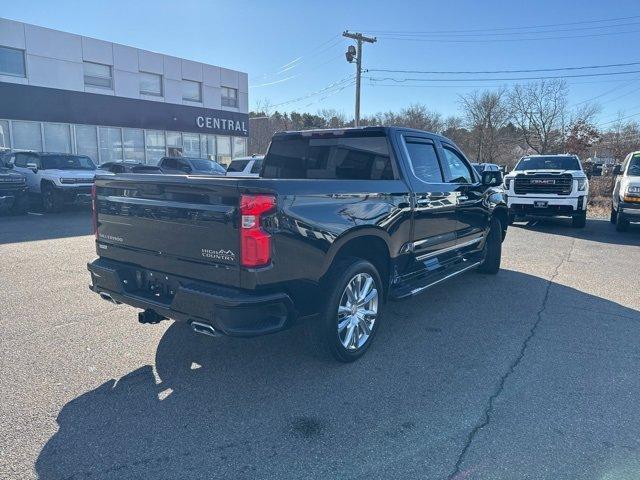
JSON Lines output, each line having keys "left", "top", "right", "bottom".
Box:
{"left": 26, "top": 162, "right": 38, "bottom": 173}
{"left": 613, "top": 164, "right": 622, "bottom": 175}
{"left": 482, "top": 170, "right": 503, "bottom": 187}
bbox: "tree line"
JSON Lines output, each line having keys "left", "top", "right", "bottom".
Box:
{"left": 249, "top": 79, "right": 640, "bottom": 169}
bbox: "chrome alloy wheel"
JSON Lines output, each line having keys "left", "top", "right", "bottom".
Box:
{"left": 337, "top": 272, "right": 378, "bottom": 350}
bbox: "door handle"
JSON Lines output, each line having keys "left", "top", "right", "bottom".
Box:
{"left": 458, "top": 195, "right": 468, "bottom": 201}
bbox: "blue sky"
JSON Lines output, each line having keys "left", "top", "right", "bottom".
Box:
{"left": 4, "top": 0, "right": 640, "bottom": 126}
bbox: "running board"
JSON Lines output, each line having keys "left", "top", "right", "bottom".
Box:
{"left": 391, "top": 260, "right": 483, "bottom": 300}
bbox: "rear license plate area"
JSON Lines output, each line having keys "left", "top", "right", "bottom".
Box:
{"left": 534, "top": 201, "right": 548, "bottom": 208}
{"left": 133, "top": 269, "right": 178, "bottom": 303}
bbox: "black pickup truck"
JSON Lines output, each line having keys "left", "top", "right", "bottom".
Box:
{"left": 88, "top": 127, "right": 508, "bottom": 361}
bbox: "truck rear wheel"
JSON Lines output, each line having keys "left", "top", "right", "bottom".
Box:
{"left": 610, "top": 206, "right": 617, "bottom": 224}
{"left": 314, "top": 258, "right": 383, "bottom": 362}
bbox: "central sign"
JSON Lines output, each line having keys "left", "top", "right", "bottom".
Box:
{"left": 196, "top": 116, "right": 248, "bottom": 134}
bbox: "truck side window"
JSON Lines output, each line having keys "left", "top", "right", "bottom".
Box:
{"left": 442, "top": 146, "right": 473, "bottom": 184}
{"left": 14, "top": 153, "right": 27, "bottom": 167}
{"left": 404, "top": 139, "right": 443, "bottom": 183}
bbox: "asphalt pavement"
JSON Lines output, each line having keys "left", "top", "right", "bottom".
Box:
{"left": 1, "top": 209, "right": 639, "bottom": 480}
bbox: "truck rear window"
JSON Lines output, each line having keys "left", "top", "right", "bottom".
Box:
{"left": 262, "top": 135, "right": 394, "bottom": 180}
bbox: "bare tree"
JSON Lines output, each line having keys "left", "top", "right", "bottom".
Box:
{"left": 508, "top": 80, "right": 568, "bottom": 154}
{"left": 459, "top": 89, "right": 510, "bottom": 162}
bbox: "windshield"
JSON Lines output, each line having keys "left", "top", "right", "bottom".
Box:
{"left": 41, "top": 155, "right": 96, "bottom": 170}
{"left": 628, "top": 155, "right": 640, "bottom": 176}
{"left": 191, "top": 159, "right": 225, "bottom": 173}
{"left": 227, "top": 160, "right": 249, "bottom": 172}
{"left": 515, "top": 156, "right": 580, "bottom": 171}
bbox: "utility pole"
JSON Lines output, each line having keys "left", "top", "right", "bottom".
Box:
{"left": 343, "top": 31, "right": 376, "bottom": 127}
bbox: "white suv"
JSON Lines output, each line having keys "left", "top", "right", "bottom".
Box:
{"left": 10, "top": 152, "right": 103, "bottom": 212}
{"left": 226, "top": 155, "right": 264, "bottom": 177}
{"left": 503, "top": 154, "right": 589, "bottom": 228}
{"left": 611, "top": 151, "right": 640, "bottom": 231}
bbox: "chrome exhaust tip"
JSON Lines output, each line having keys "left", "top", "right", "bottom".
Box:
{"left": 99, "top": 291, "right": 119, "bottom": 304}
{"left": 190, "top": 321, "right": 222, "bottom": 337}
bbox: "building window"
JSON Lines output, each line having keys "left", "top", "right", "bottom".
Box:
{"left": 200, "top": 134, "right": 208, "bottom": 159}
{"left": 75, "top": 125, "right": 98, "bottom": 163}
{"left": 166, "top": 131, "right": 182, "bottom": 156}
{"left": 84, "top": 62, "right": 113, "bottom": 89}
{"left": 11, "top": 121, "right": 42, "bottom": 151}
{"left": 207, "top": 135, "right": 216, "bottom": 161}
{"left": 216, "top": 135, "right": 231, "bottom": 166}
{"left": 182, "top": 80, "right": 201, "bottom": 102}
{"left": 183, "top": 133, "right": 200, "bottom": 157}
{"left": 140, "top": 72, "right": 162, "bottom": 96}
{"left": 0, "top": 120, "right": 10, "bottom": 150}
{"left": 0, "top": 46, "right": 26, "bottom": 77}
{"left": 123, "top": 128, "right": 145, "bottom": 161}
{"left": 233, "top": 137, "right": 246, "bottom": 158}
{"left": 43, "top": 123, "right": 71, "bottom": 153}
{"left": 145, "top": 130, "right": 165, "bottom": 164}
{"left": 98, "top": 127, "right": 122, "bottom": 162}
{"left": 221, "top": 87, "right": 238, "bottom": 108}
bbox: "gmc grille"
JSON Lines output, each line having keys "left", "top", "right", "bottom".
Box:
{"left": 514, "top": 174, "right": 573, "bottom": 195}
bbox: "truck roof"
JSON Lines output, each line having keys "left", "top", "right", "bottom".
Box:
{"left": 273, "top": 126, "right": 452, "bottom": 143}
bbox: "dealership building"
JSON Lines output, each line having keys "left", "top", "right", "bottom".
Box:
{"left": 0, "top": 17, "right": 249, "bottom": 166}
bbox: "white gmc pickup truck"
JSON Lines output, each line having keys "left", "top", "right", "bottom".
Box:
{"left": 503, "top": 154, "right": 588, "bottom": 228}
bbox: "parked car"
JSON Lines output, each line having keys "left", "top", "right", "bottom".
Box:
{"left": 88, "top": 127, "right": 508, "bottom": 362}
{"left": 503, "top": 154, "right": 588, "bottom": 228}
{"left": 611, "top": 151, "right": 640, "bottom": 231}
{"left": 471, "top": 162, "right": 501, "bottom": 175}
{"left": 158, "top": 156, "right": 226, "bottom": 175}
{"left": 100, "top": 162, "right": 163, "bottom": 174}
{"left": 226, "top": 155, "right": 264, "bottom": 177}
{"left": 9, "top": 152, "right": 102, "bottom": 212}
{"left": 0, "top": 154, "right": 29, "bottom": 215}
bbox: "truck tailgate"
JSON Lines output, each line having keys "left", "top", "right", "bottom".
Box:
{"left": 94, "top": 174, "right": 242, "bottom": 286}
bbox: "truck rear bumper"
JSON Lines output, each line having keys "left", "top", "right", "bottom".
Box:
{"left": 507, "top": 195, "right": 586, "bottom": 217}
{"left": 88, "top": 258, "right": 295, "bottom": 337}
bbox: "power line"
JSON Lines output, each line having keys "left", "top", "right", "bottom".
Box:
{"left": 267, "top": 75, "right": 355, "bottom": 108}
{"left": 362, "top": 21, "right": 640, "bottom": 38}
{"left": 352, "top": 14, "right": 640, "bottom": 35}
{"left": 367, "top": 60, "right": 640, "bottom": 75}
{"left": 374, "top": 29, "right": 640, "bottom": 43}
{"left": 368, "top": 68, "right": 640, "bottom": 83}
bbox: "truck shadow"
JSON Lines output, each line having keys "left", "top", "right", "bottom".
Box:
{"left": 0, "top": 209, "right": 92, "bottom": 245}
{"left": 35, "top": 269, "right": 640, "bottom": 479}
{"left": 512, "top": 217, "right": 640, "bottom": 246}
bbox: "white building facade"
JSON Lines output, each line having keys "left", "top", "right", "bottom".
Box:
{"left": 0, "top": 18, "right": 249, "bottom": 166}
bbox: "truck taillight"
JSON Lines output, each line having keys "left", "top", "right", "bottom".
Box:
{"left": 240, "top": 194, "right": 275, "bottom": 268}
{"left": 91, "top": 184, "right": 98, "bottom": 239}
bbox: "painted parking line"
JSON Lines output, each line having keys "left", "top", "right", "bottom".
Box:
{"left": 27, "top": 212, "right": 44, "bottom": 216}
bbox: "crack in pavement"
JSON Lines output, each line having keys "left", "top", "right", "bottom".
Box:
{"left": 447, "top": 238, "right": 576, "bottom": 480}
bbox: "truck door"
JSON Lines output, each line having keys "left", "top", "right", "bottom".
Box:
{"left": 438, "top": 142, "right": 488, "bottom": 247}
{"left": 400, "top": 134, "right": 458, "bottom": 260}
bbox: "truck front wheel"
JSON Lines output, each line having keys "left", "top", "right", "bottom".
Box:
{"left": 42, "top": 184, "right": 64, "bottom": 213}
{"left": 314, "top": 258, "right": 384, "bottom": 362}
{"left": 572, "top": 212, "right": 587, "bottom": 228}
{"left": 477, "top": 217, "right": 502, "bottom": 274}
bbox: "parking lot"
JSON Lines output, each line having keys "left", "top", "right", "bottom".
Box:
{"left": 1, "top": 210, "right": 639, "bottom": 480}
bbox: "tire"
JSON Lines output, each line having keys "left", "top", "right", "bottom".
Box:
{"left": 41, "top": 184, "right": 64, "bottom": 213}
{"left": 610, "top": 206, "right": 617, "bottom": 224}
{"left": 478, "top": 217, "right": 502, "bottom": 274}
{"left": 9, "top": 194, "right": 29, "bottom": 215}
{"left": 312, "top": 258, "right": 384, "bottom": 362}
{"left": 572, "top": 212, "right": 586, "bottom": 228}
{"left": 616, "top": 211, "right": 630, "bottom": 232}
